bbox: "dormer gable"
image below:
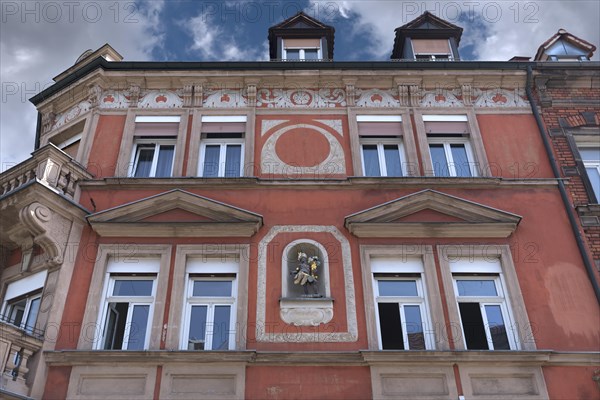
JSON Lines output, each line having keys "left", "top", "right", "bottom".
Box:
{"left": 345, "top": 190, "right": 521, "bottom": 238}
{"left": 391, "top": 11, "right": 463, "bottom": 61}
{"left": 87, "top": 189, "right": 263, "bottom": 237}
{"left": 534, "top": 29, "right": 596, "bottom": 61}
{"left": 268, "top": 11, "right": 335, "bottom": 61}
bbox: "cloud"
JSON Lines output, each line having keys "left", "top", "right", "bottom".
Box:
{"left": 0, "top": 0, "right": 165, "bottom": 168}
{"left": 310, "top": 0, "right": 600, "bottom": 61}
{"left": 185, "top": 13, "right": 269, "bottom": 61}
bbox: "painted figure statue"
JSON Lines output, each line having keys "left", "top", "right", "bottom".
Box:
{"left": 292, "top": 251, "right": 322, "bottom": 297}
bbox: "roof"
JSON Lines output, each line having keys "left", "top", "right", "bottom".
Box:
{"left": 268, "top": 11, "right": 335, "bottom": 60}
{"left": 391, "top": 11, "right": 463, "bottom": 59}
{"left": 534, "top": 29, "right": 597, "bottom": 60}
{"left": 395, "top": 11, "right": 462, "bottom": 31}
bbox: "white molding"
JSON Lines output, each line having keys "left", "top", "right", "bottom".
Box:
{"left": 135, "top": 116, "right": 181, "bottom": 123}
{"left": 201, "top": 115, "right": 247, "bottom": 123}
{"left": 422, "top": 114, "right": 468, "bottom": 121}
{"left": 256, "top": 225, "right": 358, "bottom": 342}
{"left": 357, "top": 115, "right": 402, "bottom": 122}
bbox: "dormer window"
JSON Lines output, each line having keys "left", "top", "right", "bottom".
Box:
{"left": 283, "top": 39, "right": 321, "bottom": 60}
{"left": 534, "top": 29, "right": 596, "bottom": 62}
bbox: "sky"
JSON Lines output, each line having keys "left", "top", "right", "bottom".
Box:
{"left": 1, "top": 0, "right": 599, "bottom": 169}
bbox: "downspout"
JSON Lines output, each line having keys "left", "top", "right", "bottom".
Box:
{"left": 526, "top": 64, "right": 600, "bottom": 304}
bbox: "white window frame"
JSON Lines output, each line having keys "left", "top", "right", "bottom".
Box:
{"left": 428, "top": 137, "right": 478, "bottom": 177}
{"left": 580, "top": 146, "right": 600, "bottom": 201}
{"left": 2, "top": 291, "right": 42, "bottom": 333}
{"left": 373, "top": 275, "right": 435, "bottom": 350}
{"left": 199, "top": 138, "right": 245, "bottom": 178}
{"left": 128, "top": 138, "right": 176, "bottom": 177}
{"left": 360, "top": 137, "right": 406, "bottom": 177}
{"left": 283, "top": 47, "right": 322, "bottom": 60}
{"left": 97, "top": 275, "right": 156, "bottom": 350}
{"left": 181, "top": 275, "right": 237, "bottom": 350}
{"left": 452, "top": 274, "right": 519, "bottom": 350}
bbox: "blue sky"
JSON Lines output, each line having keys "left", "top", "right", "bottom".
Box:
{"left": 1, "top": 0, "right": 599, "bottom": 166}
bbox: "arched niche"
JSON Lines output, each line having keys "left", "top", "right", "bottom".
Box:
{"left": 279, "top": 239, "right": 333, "bottom": 326}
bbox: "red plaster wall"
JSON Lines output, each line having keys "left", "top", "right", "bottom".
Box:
{"left": 477, "top": 114, "right": 554, "bottom": 179}
{"left": 42, "top": 366, "right": 71, "bottom": 400}
{"left": 245, "top": 366, "right": 372, "bottom": 400}
{"left": 72, "top": 185, "right": 600, "bottom": 352}
{"left": 86, "top": 115, "right": 126, "bottom": 178}
{"left": 543, "top": 366, "right": 600, "bottom": 400}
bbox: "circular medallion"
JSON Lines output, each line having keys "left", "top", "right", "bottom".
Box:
{"left": 276, "top": 128, "right": 330, "bottom": 167}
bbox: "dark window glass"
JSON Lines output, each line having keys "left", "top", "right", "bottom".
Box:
{"left": 127, "top": 305, "right": 150, "bottom": 350}
{"left": 192, "top": 281, "right": 232, "bottom": 297}
{"left": 362, "top": 145, "right": 381, "bottom": 176}
{"left": 459, "top": 302, "right": 488, "bottom": 350}
{"left": 485, "top": 305, "right": 510, "bottom": 350}
{"left": 225, "top": 145, "right": 242, "bottom": 177}
{"left": 304, "top": 49, "right": 319, "bottom": 59}
{"left": 378, "top": 303, "right": 404, "bottom": 349}
{"left": 456, "top": 280, "right": 497, "bottom": 297}
{"left": 212, "top": 305, "right": 231, "bottom": 350}
{"left": 404, "top": 305, "right": 426, "bottom": 350}
{"left": 202, "top": 145, "right": 220, "bottom": 177}
{"left": 113, "top": 280, "right": 153, "bottom": 297}
{"left": 188, "top": 305, "right": 208, "bottom": 350}
{"left": 155, "top": 145, "right": 174, "bottom": 177}
{"left": 383, "top": 145, "right": 403, "bottom": 176}
{"left": 134, "top": 146, "right": 155, "bottom": 177}
{"left": 103, "top": 302, "right": 128, "bottom": 349}
{"left": 286, "top": 49, "right": 300, "bottom": 60}
{"left": 378, "top": 280, "right": 418, "bottom": 297}
{"left": 429, "top": 144, "right": 449, "bottom": 176}
{"left": 450, "top": 144, "right": 472, "bottom": 177}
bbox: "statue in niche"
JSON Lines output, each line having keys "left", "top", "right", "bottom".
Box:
{"left": 291, "top": 251, "right": 322, "bottom": 297}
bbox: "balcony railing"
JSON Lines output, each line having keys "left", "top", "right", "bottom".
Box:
{"left": 0, "top": 143, "right": 92, "bottom": 200}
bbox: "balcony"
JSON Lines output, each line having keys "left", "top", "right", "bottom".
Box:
{"left": 0, "top": 319, "right": 43, "bottom": 399}
{"left": 0, "top": 143, "right": 92, "bottom": 201}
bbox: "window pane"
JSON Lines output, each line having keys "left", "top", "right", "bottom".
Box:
{"left": 224, "top": 145, "right": 242, "bottom": 177}
{"left": 7, "top": 299, "right": 26, "bottom": 326}
{"left": 155, "top": 145, "right": 174, "bottom": 177}
{"left": 580, "top": 148, "right": 600, "bottom": 161}
{"left": 378, "top": 303, "right": 404, "bottom": 349}
{"left": 362, "top": 145, "right": 381, "bottom": 176}
{"left": 188, "top": 305, "right": 208, "bottom": 350}
{"left": 212, "top": 305, "right": 231, "bottom": 350}
{"left": 450, "top": 144, "right": 472, "bottom": 177}
{"left": 383, "top": 145, "right": 403, "bottom": 177}
{"left": 585, "top": 167, "right": 600, "bottom": 200}
{"left": 25, "top": 297, "right": 41, "bottom": 333}
{"left": 304, "top": 49, "right": 319, "bottom": 60}
{"left": 202, "top": 145, "right": 221, "bottom": 177}
{"left": 378, "top": 280, "right": 418, "bottom": 296}
{"left": 485, "top": 305, "right": 510, "bottom": 350}
{"left": 459, "top": 302, "right": 489, "bottom": 350}
{"left": 113, "top": 280, "right": 154, "bottom": 296}
{"left": 104, "top": 302, "right": 128, "bottom": 349}
{"left": 134, "top": 146, "right": 155, "bottom": 177}
{"left": 456, "top": 280, "right": 497, "bottom": 297}
{"left": 286, "top": 49, "right": 300, "bottom": 60}
{"left": 429, "top": 144, "right": 449, "bottom": 176}
{"left": 127, "top": 305, "right": 150, "bottom": 350}
{"left": 404, "top": 305, "right": 426, "bottom": 350}
{"left": 193, "top": 281, "right": 232, "bottom": 297}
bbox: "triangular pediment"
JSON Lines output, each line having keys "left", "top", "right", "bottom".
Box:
{"left": 397, "top": 11, "right": 462, "bottom": 31}
{"left": 87, "top": 190, "right": 263, "bottom": 237}
{"left": 272, "top": 12, "right": 328, "bottom": 30}
{"left": 345, "top": 190, "right": 521, "bottom": 238}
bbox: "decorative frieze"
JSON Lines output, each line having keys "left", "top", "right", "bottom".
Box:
{"left": 256, "top": 88, "right": 346, "bottom": 108}
{"left": 204, "top": 88, "right": 248, "bottom": 108}
{"left": 355, "top": 88, "right": 400, "bottom": 108}
{"left": 474, "top": 88, "right": 529, "bottom": 107}
{"left": 52, "top": 101, "right": 91, "bottom": 130}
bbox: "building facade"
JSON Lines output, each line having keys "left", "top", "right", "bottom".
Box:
{"left": 1, "top": 12, "right": 599, "bottom": 400}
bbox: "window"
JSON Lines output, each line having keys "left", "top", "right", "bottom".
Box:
{"left": 99, "top": 276, "right": 156, "bottom": 350}
{"left": 357, "top": 116, "right": 406, "bottom": 177}
{"left": 1, "top": 270, "right": 46, "bottom": 335}
{"left": 453, "top": 275, "right": 516, "bottom": 350}
{"left": 199, "top": 116, "right": 246, "bottom": 177}
{"left": 56, "top": 133, "right": 82, "bottom": 158}
{"left": 181, "top": 257, "right": 239, "bottom": 350}
{"left": 130, "top": 139, "right": 175, "bottom": 177}
{"left": 184, "top": 276, "right": 237, "bottom": 350}
{"left": 2, "top": 291, "right": 41, "bottom": 334}
{"left": 370, "top": 257, "right": 435, "bottom": 350}
{"left": 283, "top": 38, "right": 321, "bottom": 60}
{"left": 128, "top": 116, "right": 180, "bottom": 177}
{"left": 412, "top": 39, "right": 453, "bottom": 61}
{"left": 424, "top": 115, "right": 478, "bottom": 177}
{"left": 580, "top": 147, "right": 600, "bottom": 202}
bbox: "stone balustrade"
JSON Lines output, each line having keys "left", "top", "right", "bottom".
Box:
{"left": 0, "top": 321, "right": 43, "bottom": 398}
{"left": 0, "top": 144, "right": 92, "bottom": 201}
